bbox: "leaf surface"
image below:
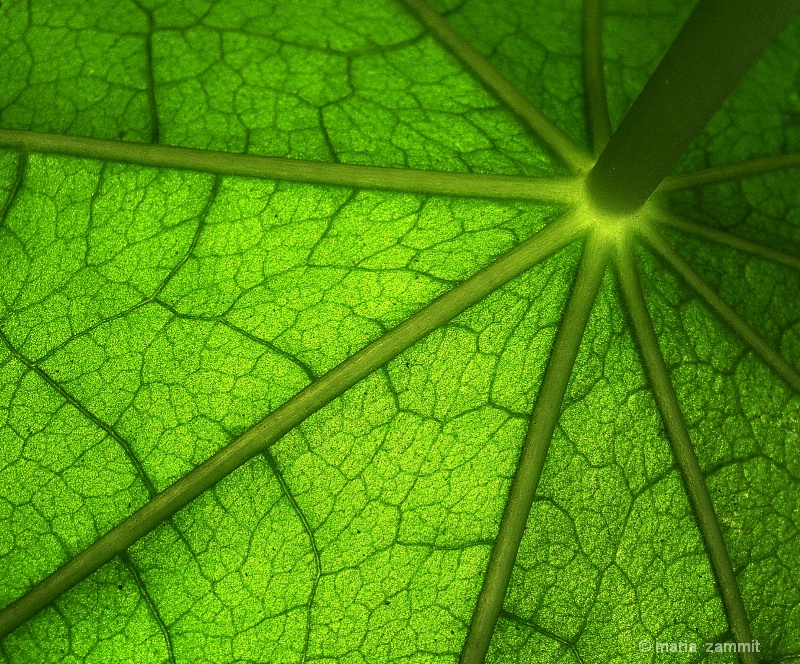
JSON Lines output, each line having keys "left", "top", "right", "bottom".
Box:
{"left": 0, "top": 0, "right": 799, "bottom": 662}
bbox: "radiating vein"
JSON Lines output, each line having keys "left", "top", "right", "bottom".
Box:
{"left": 654, "top": 209, "right": 800, "bottom": 273}
{"left": 583, "top": 0, "right": 612, "bottom": 153}
{"left": 398, "top": 0, "right": 593, "bottom": 173}
{"left": 460, "top": 233, "right": 610, "bottom": 664}
{"left": 660, "top": 152, "right": 800, "bottom": 191}
{"left": 0, "top": 211, "right": 587, "bottom": 639}
{"left": 0, "top": 129, "right": 580, "bottom": 202}
{"left": 642, "top": 225, "right": 800, "bottom": 394}
{"left": 616, "top": 246, "right": 757, "bottom": 664}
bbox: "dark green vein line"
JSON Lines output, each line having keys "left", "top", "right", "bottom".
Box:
{"left": 397, "top": 0, "right": 593, "bottom": 173}
{"left": 131, "top": 0, "right": 160, "bottom": 144}
{"left": 0, "top": 152, "right": 25, "bottom": 230}
{"left": 119, "top": 552, "right": 175, "bottom": 664}
{"left": 0, "top": 328, "right": 158, "bottom": 499}
{"left": 642, "top": 225, "right": 800, "bottom": 394}
{"left": 460, "top": 233, "right": 610, "bottom": 664}
{"left": 498, "top": 610, "right": 585, "bottom": 664}
{"left": 659, "top": 152, "right": 800, "bottom": 191}
{"left": 217, "top": 319, "right": 318, "bottom": 383}
{"left": 0, "top": 129, "right": 579, "bottom": 202}
{"left": 616, "top": 244, "right": 757, "bottom": 664}
{"left": 653, "top": 210, "right": 800, "bottom": 273}
{"left": 151, "top": 298, "right": 318, "bottom": 384}
{"left": 0, "top": 211, "right": 586, "bottom": 639}
{"left": 582, "top": 0, "right": 612, "bottom": 153}
{"left": 153, "top": 175, "right": 220, "bottom": 298}
{"left": 264, "top": 451, "right": 320, "bottom": 664}
{"left": 35, "top": 301, "right": 152, "bottom": 364}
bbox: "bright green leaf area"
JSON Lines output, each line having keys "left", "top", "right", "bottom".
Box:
{"left": 0, "top": 0, "right": 799, "bottom": 663}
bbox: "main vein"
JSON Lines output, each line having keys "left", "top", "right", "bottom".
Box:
{"left": 642, "top": 225, "right": 800, "bottom": 394}
{"left": 0, "top": 212, "right": 586, "bottom": 639}
{"left": 398, "top": 0, "right": 593, "bottom": 173}
{"left": 460, "top": 233, "right": 610, "bottom": 664}
{"left": 583, "top": 0, "right": 612, "bottom": 153}
{"left": 616, "top": 245, "right": 757, "bottom": 664}
{"left": 0, "top": 129, "right": 579, "bottom": 203}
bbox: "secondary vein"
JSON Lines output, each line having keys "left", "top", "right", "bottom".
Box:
{"left": 398, "top": 0, "right": 593, "bottom": 173}
{"left": 0, "top": 129, "right": 579, "bottom": 203}
{"left": 120, "top": 552, "right": 176, "bottom": 664}
{"left": 264, "top": 450, "right": 321, "bottom": 664}
{"left": 659, "top": 152, "right": 800, "bottom": 191}
{"left": 0, "top": 211, "right": 587, "bottom": 640}
{"left": 460, "top": 232, "right": 610, "bottom": 664}
{"left": 0, "top": 328, "right": 158, "bottom": 499}
{"left": 0, "top": 152, "right": 25, "bottom": 230}
{"left": 654, "top": 210, "right": 800, "bottom": 273}
{"left": 642, "top": 225, "right": 800, "bottom": 394}
{"left": 616, "top": 245, "right": 757, "bottom": 664}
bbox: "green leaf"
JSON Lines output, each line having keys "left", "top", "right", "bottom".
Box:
{"left": 1, "top": 0, "right": 799, "bottom": 663}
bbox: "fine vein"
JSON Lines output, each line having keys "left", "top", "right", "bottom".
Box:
{"left": 119, "top": 552, "right": 176, "bottom": 664}
{"left": 498, "top": 610, "right": 585, "bottom": 664}
{"left": 582, "top": 0, "right": 612, "bottom": 153}
{"left": 642, "top": 225, "right": 800, "bottom": 394}
{"left": 0, "top": 328, "right": 158, "bottom": 499}
{"left": 654, "top": 210, "right": 800, "bottom": 273}
{"left": 0, "top": 129, "right": 579, "bottom": 203}
{"left": 616, "top": 245, "right": 757, "bottom": 664}
{"left": 460, "top": 233, "right": 610, "bottom": 664}
{"left": 264, "top": 450, "right": 321, "bottom": 664}
{"left": 0, "top": 152, "right": 25, "bottom": 230}
{"left": 131, "top": 0, "right": 160, "bottom": 144}
{"left": 398, "top": 0, "right": 593, "bottom": 173}
{"left": 0, "top": 212, "right": 586, "bottom": 639}
{"left": 659, "top": 152, "right": 800, "bottom": 191}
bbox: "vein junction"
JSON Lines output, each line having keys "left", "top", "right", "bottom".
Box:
{"left": 2, "top": 136, "right": 798, "bottom": 661}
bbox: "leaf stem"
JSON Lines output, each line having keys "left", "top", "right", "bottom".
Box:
{"left": 587, "top": 0, "right": 800, "bottom": 213}
{"left": 398, "top": 0, "right": 593, "bottom": 174}
{"left": 0, "top": 129, "right": 580, "bottom": 203}
{"left": 641, "top": 225, "right": 800, "bottom": 394}
{"left": 660, "top": 152, "right": 800, "bottom": 191}
{"left": 654, "top": 210, "right": 800, "bottom": 273}
{"left": 460, "top": 233, "right": 610, "bottom": 664}
{"left": 582, "top": 0, "right": 612, "bottom": 154}
{"left": 0, "top": 213, "right": 586, "bottom": 639}
{"left": 616, "top": 244, "right": 757, "bottom": 664}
